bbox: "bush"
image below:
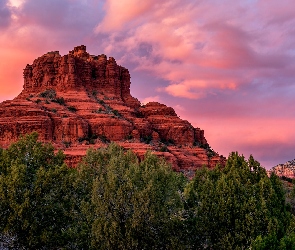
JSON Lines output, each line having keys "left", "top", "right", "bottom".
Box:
{"left": 160, "top": 145, "right": 168, "bottom": 152}
{"left": 141, "top": 135, "right": 152, "bottom": 144}
{"left": 63, "top": 141, "right": 71, "bottom": 148}
{"left": 68, "top": 106, "right": 77, "bottom": 112}
{"left": 184, "top": 152, "right": 293, "bottom": 249}
{"left": 112, "top": 109, "right": 120, "bottom": 116}
{"left": 126, "top": 134, "right": 133, "bottom": 140}
{"left": 0, "top": 133, "right": 74, "bottom": 249}
{"left": 75, "top": 144, "right": 186, "bottom": 249}
{"left": 52, "top": 97, "right": 65, "bottom": 105}
{"left": 39, "top": 89, "right": 56, "bottom": 99}
{"left": 98, "top": 134, "right": 109, "bottom": 143}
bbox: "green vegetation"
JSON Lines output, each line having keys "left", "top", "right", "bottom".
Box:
{"left": 73, "top": 145, "right": 185, "bottom": 249}
{"left": 0, "top": 133, "right": 72, "bottom": 249}
{"left": 1, "top": 133, "right": 295, "bottom": 249}
{"left": 35, "top": 98, "right": 41, "bottom": 104}
{"left": 39, "top": 89, "right": 56, "bottom": 99}
{"left": 67, "top": 106, "right": 77, "bottom": 112}
{"left": 184, "top": 152, "right": 295, "bottom": 249}
{"left": 160, "top": 145, "right": 169, "bottom": 152}
{"left": 62, "top": 140, "right": 71, "bottom": 148}
{"left": 112, "top": 109, "right": 120, "bottom": 116}
{"left": 52, "top": 97, "right": 65, "bottom": 105}
{"left": 140, "top": 135, "right": 152, "bottom": 144}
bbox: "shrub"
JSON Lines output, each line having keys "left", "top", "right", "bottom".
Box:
{"left": 126, "top": 134, "right": 133, "bottom": 140}
{"left": 141, "top": 135, "right": 152, "bottom": 144}
{"left": 76, "top": 145, "right": 185, "bottom": 249}
{"left": 0, "top": 133, "right": 73, "bottom": 249}
{"left": 52, "top": 97, "right": 65, "bottom": 105}
{"left": 112, "top": 109, "right": 120, "bottom": 116}
{"left": 62, "top": 141, "right": 71, "bottom": 148}
{"left": 68, "top": 106, "right": 77, "bottom": 112}
{"left": 160, "top": 145, "right": 168, "bottom": 152}
{"left": 98, "top": 134, "right": 109, "bottom": 143}
{"left": 39, "top": 89, "right": 56, "bottom": 99}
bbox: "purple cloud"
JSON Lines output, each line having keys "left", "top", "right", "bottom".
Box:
{"left": 0, "top": 0, "right": 12, "bottom": 29}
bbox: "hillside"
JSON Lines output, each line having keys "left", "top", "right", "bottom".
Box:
{"left": 0, "top": 45, "right": 225, "bottom": 175}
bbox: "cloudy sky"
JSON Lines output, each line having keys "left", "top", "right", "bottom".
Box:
{"left": 1, "top": 0, "right": 295, "bottom": 168}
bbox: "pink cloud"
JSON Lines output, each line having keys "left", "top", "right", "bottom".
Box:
{"left": 141, "top": 95, "right": 160, "bottom": 104}
{"left": 95, "top": 0, "right": 295, "bottom": 100}
{"left": 95, "top": 0, "right": 156, "bottom": 32}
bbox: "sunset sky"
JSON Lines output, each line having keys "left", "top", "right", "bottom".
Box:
{"left": 1, "top": 0, "right": 295, "bottom": 168}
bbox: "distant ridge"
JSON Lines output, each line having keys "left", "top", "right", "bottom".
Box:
{"left": 268, "top": 159, "right": 295, "bottom": 179}
{"left": 0, "top": 45, "right": 225, "bottom": 175}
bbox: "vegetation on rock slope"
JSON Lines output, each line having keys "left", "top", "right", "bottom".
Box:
{"left": 1, "top": 133, "right": 295, "bottom": 249}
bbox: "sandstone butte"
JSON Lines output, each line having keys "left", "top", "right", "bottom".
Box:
{"left": 0, "top": 45, "right": 226, "bottom": 176}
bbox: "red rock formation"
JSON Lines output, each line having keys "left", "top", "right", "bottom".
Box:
{"left": 267, "top": 159, "right": 295, "bottom": 179}
{"left": 0, "top": 45, "right": 225, "bottom": 175}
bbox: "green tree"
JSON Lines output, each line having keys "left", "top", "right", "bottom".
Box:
{"left": 75, "top": 143, "right": 186, "bottom": 249}
{"left": 0, "top": 132, "right": 75, "bottom": 249}
{"left": 184, "top": 152, "right": 293, "bottom": 249}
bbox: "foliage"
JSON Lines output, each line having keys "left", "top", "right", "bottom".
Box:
{"left": 62, "top": 140, "right": 71, "bottom": 148}
{"left": 140, "top": 135, "right": 152, "bottom": 144}
{"left": 0, "top": 132, "right": 75, "bottom": 249}
{"left": 35, "top": 98, "right": 41, "bottom": 104}
{"left": 52, "top": 97, "right": 65, "bottom": 105}
{"left": 39, "top": 89, "right": 56, "bottom": 99}
{"left": 68, "top": 106, "right": 77, "bottom": 112}
{"left": 184, "top": 152, "right": 293, "bottom": 249}
{"left": 112, "top": 109, "right": 120, "bottom": 116}
{"left": 75, "top": 144, "right": 186, "bottom": 249}
{"left": 1, "top": 135, "right": 294, "bottom": 249}
{"left": 160, "top": 145, "right": 169, "bottom": 152}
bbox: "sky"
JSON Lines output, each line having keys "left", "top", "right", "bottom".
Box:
{"left": 1, "top": 0, "right": 295, "bottom": 168}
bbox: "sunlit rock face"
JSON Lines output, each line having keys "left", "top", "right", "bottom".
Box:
{"left": 268, "top": 159, "right": 295, "bottom": 179}
{"left": 0, "top": 45, "right": 225, "bottom": 175}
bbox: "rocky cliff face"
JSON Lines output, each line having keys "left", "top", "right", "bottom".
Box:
{"left": 0, "top": 45, "right": 225, "bottom": 175}
{"left": 268, "top": 159, "right": 295, "bottom": 179}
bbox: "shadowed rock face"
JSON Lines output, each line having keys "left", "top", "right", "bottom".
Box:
{"left": 0, "top": 45, "right": 225, "bottom": 176}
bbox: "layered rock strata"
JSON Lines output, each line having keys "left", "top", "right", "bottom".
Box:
{"left": 0, "top": 45, "right": 225, "bottom": 175}
{"left": 268, "top": 159, "right": 295, "bottom": 179}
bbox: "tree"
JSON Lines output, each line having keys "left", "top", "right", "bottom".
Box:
{"left": 184, "top": 152, "right": 293, "bottom": 249}
{"left": 75, "top": 143, "right": 186, "bottom": 249}
{"left": 0, "top": 132, "right": 75, "bottom": 249}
